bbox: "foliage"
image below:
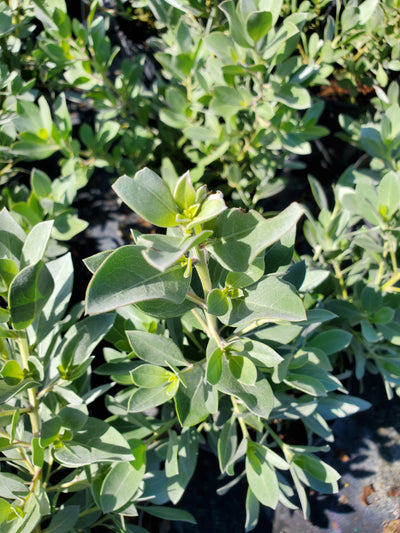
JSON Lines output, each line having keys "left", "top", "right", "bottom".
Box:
{"left": 303, "top": 82, "right": 400, "bottom": 399}
{"left": 141, "top": 0, "right": 330, "bottom": 205}
{"left": 1, "top": 0, "right": 400, "bottom": 531}
{"left": 83, "top": 168, "right": 370, "bottom": 529}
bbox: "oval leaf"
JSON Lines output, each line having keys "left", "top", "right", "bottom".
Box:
{"left": 112, "top": 169, "right": 178, "bottom": 227}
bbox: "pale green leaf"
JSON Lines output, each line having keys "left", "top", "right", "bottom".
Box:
{"left": 246, "top": 11, "right": 272, "bottom": 42}
{"left": 53, "top": 417, "right": 133, "bottom": 466}
{"left": 246, "top": 443, "right": 279, "bottom": 508}
{"left": 228, "top": 355, "right": 257, "bottom": 386}
{"left": 206, "top": 347, "right": 223, "bottom": 385}
{"left": 221, "top": 276, "right": 306, "bottom": 327}
{"left": 131, "top": 364, "right": 173, "bottom": 388}
{"left": 100, "top": 463, "right": 141, "bottom": 513}
{"left": 209, "top": 203, "right": 303, "bottom": 272}
{"left": 139, "top": 231, "right": 212, "bottom": 271}
{"left": 43, "top": 505, "right": 80, "bottom": 533}
{"left": 220, "top": 0, "right": 251, "bottom": 47}
{"left": 225, "top": 255, "right": 265, "bottom": 290}
{"left": 307, "top": 329, "right": 352, "bottom": 356}
{"left": 21, "top": 220, "right": 54, "bottom": 268}
{"left": 128, "top": 383, "right": 176, "bottom": 412}
{"left": 207, "top": 288, "right": 229, "bottom": 316}
{"left": 174, "top": 365, "right": 218, "bottom": 427}
{"left": 86, "top": 246, "right": 189, "bottom": 314}
{"left": 140, "top": 505, "right": 196, "bottom": 524}
{"left": 112, "top": 169, "right": 178, "bottom": 227}
{"left": 126, "top": 330, "right": 189, "bottom": 367}
{"left": 9, "top": 261, "right": 54, "bottom": 330}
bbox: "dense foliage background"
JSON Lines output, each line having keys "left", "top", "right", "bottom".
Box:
{"left": 1, "top": 0, "right": 400, "bottom": 531}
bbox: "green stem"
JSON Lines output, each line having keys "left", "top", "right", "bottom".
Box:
{"left": 186, "top": 292, "right": 207, "bottom": 309}
{"left": 192, "top": 246, "right": 225, "bottom": 349}
{"left": 390, "top": 248, "right": 398, "bottom": 273}
{"left": 144, "top": 417, "right": 179, "bottom": 446}
{"left": 232, "top": 398, "right": 250, "bottom": 440}
{"left": 381, "top": 272, "right": 400, "bottom": 292}
{"left": 0, "top": 407, "right": 31, "bottom": 418}
{"left": 16, "top": 334, "right": 40, "bottom": 438}
{"left": 265, "top": 424, "right": 284, "bottom": 451}
{"left": 332, "top": 260, "right": 348, "bottom": 299}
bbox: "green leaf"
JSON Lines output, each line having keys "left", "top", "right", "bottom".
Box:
{"left": 245, "top": 487, "right": 260, "bottom": 532}
{"left": 284, "top": 373, "right": 327, "bottom": 396}
{"left": 0, "top": 377, "right": 40, "bottom": 404}
{"left": 272, "top": 82, "right": 311, "bottom": 110}
{"left": 241, "top": 338, "right": 283, "bottom": 367}
{"left": 290, "top": 465, "right": 310, "bottom": 518}
{"left": 377, "top": 322, "right": 400, "bottom": 345}
{"left": 9, "top": 261, "right": 54, "bottom": 330}
{"left": 54, "top": 93, "right": 72, "bottom": 135}
{"left": 113, "top": 169, "right": 178, "bottom": 227}
{"left": 137, "top": 298, "right": 195, "bottom": 318}
{"left": 307, "top": 329, "right": 352, "bottom": 356}
{"left": 166, "top": 430, "right": 179, "bottom": 478}
{"left": 217, "top": 357, "right": 273, "bottom": 418}
{"left": 83, "top": 250, "right": 113, "bottom": 274}
{"left": 186, "top": 192, "right": 227, "bottom": 229}
{"left": 100, "top": 462, "right": 141, "bottom": 513}
{"left": 204, "top": 32, "right": 235, "bottom": 61}
{"left": 53, "top": 417, "right": 133, "bottom": 466}
{"left": 128, "top": 383, "right": 176, "bottom": 412}
{"left": 43, "top": 505, "right": 80, "bottom": 533}
{"left": 166, "top": 428, "right": 198, "bottom": 504}
{"left": 293, "top": 454, "right": 340, "bottom": 483}
{"left": 0, "top": 360, "right": 24, "bottom": 386}
{"left": 0, "top": 473, "right": 29, "bottom": 499}
{"left": 206, "top": 347, "right": 223, "bottom": 385}
{"left": 131, "top": 364, "right": 174, "bottom": 388}
{"left": 0, "top": 208, "right": 26, "bottom": 263}
{"left": 228, "top": 355, "right": 257, "bottom": 386}
{"left": 28, "top": 253, "right": 74, "bottom": 344}
{"left": 210, "top": 86, "right": 247, "bottom": 117}
{"left": 246, "top": 443, "right": 279, "bottom": 509}
{"left": 0, "top": 259, "right": 18, "bottom": 295}
{"left": 60, "top": 314, "right": 115, "bottom": 373}
{"left": 127, "top": 330, "right": 189, "bottom": 367}
{"left": 140, "top": 505, "right": 197, "bottom": 524}
{"left": 371, "top": 307, "right": 394, "bottom": 324}
{"left": 52, "top": 213, "right": 88, "bottom": 241}
{"left": 86, "top": 246, "right": 189, "bottom": 314}
{"left": 246, "top": 11, "right": 272, "bottom": 42}
{"left": 32, "top": 436, "right": 44, "bottom": 468}
{"left": 40, "top": 417, "right": 61, "bottom": 448}
{"left": 308, "top": 176, "right": 328, "bottom": 211}
{"left": 358, "top": 0, "right": 379, "bottom": 24}
{"left": 209, "top": 203, "right": 303, "bottom": 272}
{"left": 0, "top": 497, "right": 12, "bottom": 522}
{"left": 378, "top": 171, "right": 400, "bottom": 220}
{"left": 218, "top": 417, "right": 238, "bottom": 474}
{"left": 21, "top": 220, "right": 54, "bottom": 268}
{"left": 173, "top": 171, "right": 196, "bottom": 211}
{"left": 31, "top": 168, "right": 52, "bottom": 198}
{"left": 139, "top": 231, "right": 212, "bottom": 271}
{"left": 12, "top": 138, "right": 59, "bottom": 160}
{"left": 225, "top": 255, "right": 264, "bottom": 290}
{"left": 221, "top": 276, "right": 306, "bottom": 327}
{"left": 207, "top": 288, "right": 229, "bottom": 316}
{"left": 174, "top": 365, "right": 218, "bottom": 427}
{"left": 220, "top": 0, "right": 251, "bottom": 48}
{"left": 317, "top": 394, "right": 371, "bottom": 420}
{"left": 58, "top": 405, "right": 88, "bottom": 432}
